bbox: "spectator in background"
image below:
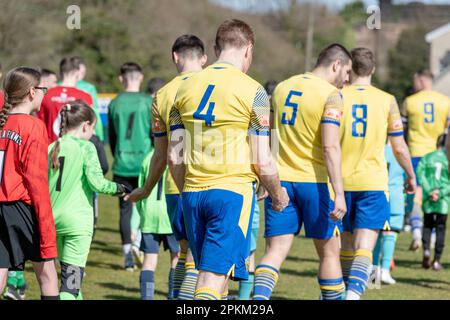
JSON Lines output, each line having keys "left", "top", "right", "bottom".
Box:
{"left": 73, "top": 56, "right": 105, "bottom": 141}
{"left": 39, "top": 69, "right": 58, "bottom": 89}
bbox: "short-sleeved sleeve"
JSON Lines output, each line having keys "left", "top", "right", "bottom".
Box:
{"left": 248, "top": 86, "right": 270, "bottom": 136}
{"left": 388, "top": 96, "right": 404, "bottom": 137}
{"left": 152, "top": 95, "right": 167, "bottom": 138}
{"left": 169, "top": 101, "right": 184, "bottom": 132}
{"left": 321, "top": 89, "right": 344, "bottom": 126}
{"left": 400, "top": 99, "right": 408, "bottom": 123}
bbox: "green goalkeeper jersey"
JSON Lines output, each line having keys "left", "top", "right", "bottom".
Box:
{"left": 137, "top": 150, "right": 173, "bottom": 234}
{"left": 48, "top": 135, "right": 118, "bottom": 235}
{"left": 77, "top": 80, "right": 105, "bottom": 141}
{"left": 417, "top": 150, "right": 450, "bottom": 215}
{"left": 108, "top": 92, "right": 153, "bottom": 177}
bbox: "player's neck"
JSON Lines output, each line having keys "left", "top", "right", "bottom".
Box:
{"left": 351, "top": 76, "right": 372, "bottom": 86}
{"left": 311, "top": 68, "right": 335, "bottom": 85}
{"left": 60, "top": 76, "right": 78, "bottom": 88}
{"left": 124, "top": 82, "right": 141, "bottom": 92}
{"left": 178, "top": 61, "right": 203, "bottom": 74}
{"left": 216, "top": 50, "right": 245, "bottom": 72}
{"left": 10, "top": 102, "right": 33, "bottom": 115}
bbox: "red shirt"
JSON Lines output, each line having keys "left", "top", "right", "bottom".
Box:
{"left": 38, "top": 86, "right": 93, "bottom": 144}
{"left": 0, "top": 114, "right": 57, "bottom": 259}
{"left": 0, "top": 90, "right": 4, "bottom": 109}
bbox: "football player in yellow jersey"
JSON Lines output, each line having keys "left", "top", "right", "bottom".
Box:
{"left": 340, "top": 48, "right": 416, "bottom": 300}
{"left": 168, "top": 19, "right": 289, "bottom": 300}
{"left": 402, "top": 69, "right": 450, "bottom": 251}
{"left": 125, "top": 35, "right": 207, "bottom": 299}
{"left": 254, "top": 44, "right": 352, "bottom": 300}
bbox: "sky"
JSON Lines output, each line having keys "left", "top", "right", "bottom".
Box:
{"left": 211, "top": 0, "right": 450, "bottom": 12}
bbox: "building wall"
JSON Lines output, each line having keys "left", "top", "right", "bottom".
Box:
{"left": 434, "top": 69, "right": 450, "bottom": 97}
{"left": 430, "top": 31, "right": 450, "bottom": 77}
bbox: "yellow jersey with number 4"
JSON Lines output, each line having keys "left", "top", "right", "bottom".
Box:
{"left": 152, "top": 72, "right": 197, "bottom": 194}
{"left": 272, "top": 72, "right": 344, "bottom": 183}
{"left": 341, "top": 85, "right": 403, "bottom": 191}
{"left": 170, "top": 62, "right": 270, "bottom": 191}
{"left": 402, "top": 90, "right": 450, "bottom": 157}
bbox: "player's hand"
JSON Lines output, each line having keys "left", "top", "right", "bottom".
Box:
{"left": 330, "top": 194, "right": 347, "bottom": 222}
{"left": 271, "top": 187, "right": 289, "bottom": 212}
{"left": 123, "top": 187, "right": 149, "bottom": 202}
{"left": 404, "top": 176, "right": 417, "bottom": 195}
{"left": 430, "top": 189, "right": 440, "bottom": 202}
{"left": 257, "top": 185, "right": 269, "bottom": 201}
{"left": 116, "top": 183, "right": 133, "bottom": 198}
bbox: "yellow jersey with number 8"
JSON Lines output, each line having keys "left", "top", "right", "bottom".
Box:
{"left": 341, "top": 85, "right": 403, "bottom": 191}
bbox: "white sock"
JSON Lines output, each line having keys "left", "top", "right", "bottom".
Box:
{"left": 123, "top": 244, "right": 132, "bottom": 255}
{"left": 346, "top": 290, "right": 361, "bottom": 300}
{"left": 412, "top": 228, "right": 422, "bottom": 241}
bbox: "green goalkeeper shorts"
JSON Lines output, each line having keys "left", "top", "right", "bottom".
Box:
{"left": 57, "top": 234, "right": 92, "bottom": 267}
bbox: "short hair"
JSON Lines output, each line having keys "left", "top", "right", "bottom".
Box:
{"left": 315, "top": 43, "right": 352, "bottom": 68}
{"left": 71, "top": 56, "right": 86, "bottom": 66}
{"left": 120, "top": 62, "right": 143, "bottom": 82}
{"left": 437, "top": 134, "right": 447, "bottom": 149}
{"left": 172, "top": 35, "right": 205, "bottom": 59}
{"left": 351, "top": 47, "right": 375, "bottom": 77}
{"left": 60, "top": 57, "right": 82, "bottom": 77}
{"left": 264, "top": 80, "right": 278, "bottom": 96}
{"left": 416, "top": 68, "right": 434, "bottom": 80}
{"left": 40, "top": 68, "right": 57, "bottom": 78}
{"left": 147, "top": 77, "right": 166, "bottom": 95}
{"left": 215, "top": 19, "right": 255, "bottom": 52}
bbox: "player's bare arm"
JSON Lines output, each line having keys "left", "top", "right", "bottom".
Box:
{"left": 321, "top": 122, "right": 346, "bottom": 221}
{"left": 250, "top": 134, "right": 288, "bottom": 212}
{"left": 167, "top": 128, "right": 186, "bottom": 194}
{"left": 124, "top": 135, "right": 168, "bottom": 202}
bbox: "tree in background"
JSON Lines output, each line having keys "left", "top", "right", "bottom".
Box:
{"left": 384, "top": 26, "right": 429, "bottom": 102}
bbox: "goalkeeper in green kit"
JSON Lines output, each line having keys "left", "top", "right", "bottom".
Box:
{"left": 417, "top": 134, "right": 450, "bottom": 271}
{"left": 48, "top": 101, "right": 129, "bottom": 300}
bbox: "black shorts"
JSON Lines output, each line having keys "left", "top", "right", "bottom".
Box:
{"left": 140, "top": 233, "right": 180, "bottom": 254}
{"left": 0, "top": 201, "right": 47, "bottom": 270}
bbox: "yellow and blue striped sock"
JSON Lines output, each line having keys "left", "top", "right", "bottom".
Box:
{"left": 178, "top": 262, "right": 198, "bottom": 300}
{"left": 194, "top": 287, "right": 221, "bottom": 300}
{"left": 340, "top": 250, "right": 354, "bottom": 288}
{"left": 253, "top": 264, "right": 279, "bottom": 300}
{"left": 318, "top": 277, "right": 345, "bottom": 300}
{"left": 173, "top": 252, "right": 186, "bottom": 299}
{"left": 347, "top": 249, "right": 372, "bottom": 298}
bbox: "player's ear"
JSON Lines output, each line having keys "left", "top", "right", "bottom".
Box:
{"left": 173, "top": 52, "right": 179, "bottom": 64}
{"left": 214, "top": 45, "right": 221, "bottom": 58}
{"left": 332, "top": 60, "right": 340, "bottom": 73}
{"left": 371, "top": 66, "right": 376, "bottom": 76}
{"left": 29, "top": 86, "right": 36, "bottom": 100}
{"left": 201, "top": 54, "right": 208, "bottom": 67}
{"left": 118, "top": 75, "right": 124, "bottom": 84}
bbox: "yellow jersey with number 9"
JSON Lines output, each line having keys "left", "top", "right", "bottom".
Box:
{"left": 402, "top": 90, "right": 450, "bottom": 157}
{"left": 152, "top": 72, "right": 197, "bottom": 194}
{"left": 170, "top": 62, "right": 270, "bottom": 191}
{"left": 272, "top": 72, "right": 344, "bottom": 183}
{"left": 341, "top": 85, "right": 403, "bottom": 191}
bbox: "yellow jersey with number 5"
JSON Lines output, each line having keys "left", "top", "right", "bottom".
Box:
{"left": 341, "top": 85, "right": 403, "bottom": 191}
{"left": 271, "top": 72, "right": 344, "bottom": 183}
{"left": 170, "top": 62, "right": 270, "bottom": 190}
{"left": 402, "top": 90, "right": 450, "bottom": 157}
{"left": 152, "top": 72, "right": 196, "bottom": 194}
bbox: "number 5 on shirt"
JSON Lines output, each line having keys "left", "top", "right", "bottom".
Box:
{"left": 281, "top": 90, "right": 302, "bottom": 126}
{"left": 193, "top": 84, "right": 216, "bottom": 126}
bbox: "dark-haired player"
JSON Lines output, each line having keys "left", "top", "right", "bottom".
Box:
{"left": 108, "top": 62, "right": 153, "bottom": 270}
{"left": 254, "top": 44, "right": 351, "bottom": 300}
{"left": 126, "top": 35, "right": 207, "bottom": 299}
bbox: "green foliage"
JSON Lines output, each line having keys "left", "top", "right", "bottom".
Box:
{"left": 384, "top": 26, "right": 429, "bottom": 102}
{"left": 339, "top": 1, "right": 367, "bottom": 28}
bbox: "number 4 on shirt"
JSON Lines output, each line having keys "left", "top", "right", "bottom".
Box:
{"left": 193, "top": 84, "right": 216, "bottom": 126}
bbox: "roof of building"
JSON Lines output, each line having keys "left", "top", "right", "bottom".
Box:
{"left": 426, "top": 22, "right": 450, "bottom": 43}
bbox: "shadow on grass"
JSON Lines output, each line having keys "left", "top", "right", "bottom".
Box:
{"left": 87, "top": 260, "right": 123, "bottom": 270}
{"left": 89, "top": 246, "right": 122, "bottom": 255}
{"left": 95, "top": 227, "right": 120, "bottom": 234}
{"left": 280, "top": 268, "right": 317, "bottom": 278}
{"left": 98, "top": 282, "right": 140, "bottom": 292}
{"left": 285, "top": 255, "right": 318, "bottom": 264}
{"left": 395, "top": 276, "right": 450, "bottom": 290}
{"left": 103, "top": 289, "right": 168, "bottom": 300}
